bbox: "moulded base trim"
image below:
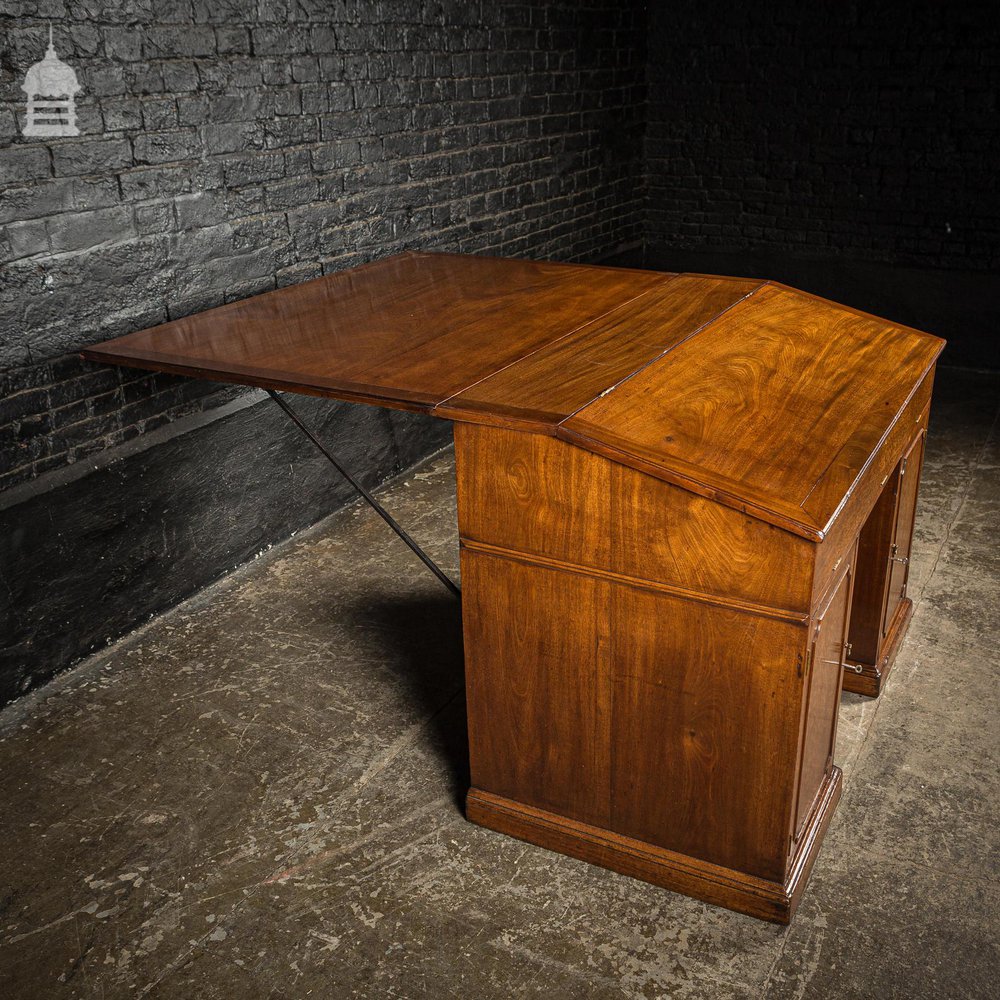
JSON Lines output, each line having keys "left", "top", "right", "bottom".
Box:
{"left": 466, "top": 767, "right": 842, "bottom": 924}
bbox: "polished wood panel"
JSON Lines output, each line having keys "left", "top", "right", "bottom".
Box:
{"left": 609, "top": 586, "right": 806, "bottom": 881}
{"left": 561, "top": 283, "right": 945, "bottom": 538}
{"left": 456, "top": 422, "right": 860, "bottom": 922}
{"left": 454, "top": 422, "right": 613, "bottom": 569}
{"left": 436, "top": 275, "right": 760, "bottom": 431}
{"left": 811, "top": 382, "right": 932, "bottom": 606}
{"left": 456, "top": 424, "right": 815, "bottom": 615}
{"left": 885, "top": 432, "right": 924, "bottom": 631}
{"left": 462, "top": 550, "right": 612, "bottom": 828}
{"left": 843, "top": 428, "right": 926, "bottom": 696}
{"left": 793, "top": 558, "right": 853, "bottom": 841}
{"left": 845, "top": 468, "right": 900, "bottom": 666}
{"left": 82, "top": 251, "right": 666, "bottom": 411}
{"left": 467, "top": 770, "right": 841, "bottom": 925}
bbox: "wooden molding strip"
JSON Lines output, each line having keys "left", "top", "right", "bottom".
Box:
{"left": 467, "top": 769, "right": 841, "bottom": 925}
{"left": 460, "top": 538, "right": 810, "bottom": 625}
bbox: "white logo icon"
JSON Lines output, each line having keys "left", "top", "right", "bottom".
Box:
{"left": 21, "top": 25, "right": 81, "bottom": 138}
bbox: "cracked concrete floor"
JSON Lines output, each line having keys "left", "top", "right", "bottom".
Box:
{"left": 1, "top": 368, "right": 998, "bottom": 999}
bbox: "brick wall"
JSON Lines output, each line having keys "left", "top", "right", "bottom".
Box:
{"left": 0, "top": 0, "right": 647, "bottom": 494}
{"left": 645, "top": 1, "right": 999, "bottom": 270}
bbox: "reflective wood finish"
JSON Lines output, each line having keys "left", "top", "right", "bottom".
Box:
{"left": 436, "top": 274, "right": 761, "bottom": 432}
{"left": 560, "top": 282, "right": 944, "bottom": 539}
{"left": 83, "top": 252, "right": 667, "bottom": 411}
{"left": 82, "top": 251, "right": 946, "bottom": 922}
{"left": 457, "top": 425, "right": 858, "bottom": 922}
{"left": 844, "top": 428, "right": 927, "bottom": 696}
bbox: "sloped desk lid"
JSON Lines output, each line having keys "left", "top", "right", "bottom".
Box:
{"left": 557, "top": 281, "right": 944, "bottom": 540}
{"left": 82, "top": 252, "right": 944, "bottom": 541}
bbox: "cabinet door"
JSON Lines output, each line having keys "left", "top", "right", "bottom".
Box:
{"left": 847, "top": 466, "right": 899, "bottom": 666}
{"left": 793, "top": 561, "right": 853, "bottom": 841}
{"left": 884, "top": 432, "right": 925, "bottom": 635}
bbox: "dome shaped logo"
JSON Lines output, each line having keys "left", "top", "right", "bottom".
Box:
{"left": 21, "top": 25, "right": 81, "bottom": 138}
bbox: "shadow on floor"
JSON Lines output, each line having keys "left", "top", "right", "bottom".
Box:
{"left": 340, "top": 590, "right": 470, "bottom": 812}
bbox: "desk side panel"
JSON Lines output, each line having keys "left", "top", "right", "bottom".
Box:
{"left": 455, "top": 423, "right": 815, "bottom": 618}
{"left": 610, "top": 586, "right": 807, "bottom": 882}
{"left": 461, "top": 550, "right": 613, "bottom": 828}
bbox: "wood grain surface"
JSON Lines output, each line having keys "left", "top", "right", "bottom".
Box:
{"left": 83, "top": 252, "right": 943, "bottom": 540}
{"left": 436, "top": 275, "right": 760, "bottom": 431}
{"left": 560, "top": 282, "right": 944, "bottom": 538}
{"left": 461, "top": 550, "right": 613, "bottom": 829}
{"left": 83, "top": 251, "right": 666, "bottom": 411}
{"left": 455, "top": 423, "right": 816, "bottom": 616}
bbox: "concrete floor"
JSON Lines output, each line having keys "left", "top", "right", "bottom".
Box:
{"left": 1, "top": 368, "right": 998, "bottom": 999}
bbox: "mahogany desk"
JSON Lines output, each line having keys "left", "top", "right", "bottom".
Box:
{"left": 83, "top": 252, "right": 944, "bottom": 923}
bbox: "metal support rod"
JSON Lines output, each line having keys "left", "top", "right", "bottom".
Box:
{"left": 267, "top": 389, "right": 461, "bottom": 599}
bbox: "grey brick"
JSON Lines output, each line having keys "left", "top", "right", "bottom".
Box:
{"left": 265, "top": 117, "right": 319, "bottom": 149}
{"left": 103, "top": 27, "right": 144, "bottom": 62}
{"left": 0, "top": 145, "right": 52, "bottom": 185}
{"left": 2, "top": 219, "right": 50, "bottom": 261}
{"left": 291, "top": 56, "right": 320, "bottom": 84}
{"left": 209, "top": 93, "right": 266, "bottom": 123}
{"left": 264, "top": 176, "right": 319, "bottom": 210}
{"left": 174, "top": 190, "right": 229, "bottom": 230}
{"left": 46, "top": 206, "right": 137, "bottom": 254}
{"left": 320, "top": 113, "right": 368, "bottom": 140}
{"left": 87, "top": 63, "right": 129, "bottom": 97}
{"left": 143, "top": 25, "right": 217, "bottom": 59}
{"left": 134, "top": 201, "right": 175, "bottom": 236}
{"left": 118, "top": 164, "right": 194, "bottom": 201}
{"left": 202, "top": 121, "right": 263, "bottom": 155}
{"left": 215, "top": 26, "right": 251, "bottom": 54}
{"left": 133, "top": 130, "right": 201, "bottom": 165}
{"left": 176, "top": 95, "right": 210, "bottom": 127}
{"left": 252, "top": 27, "right": 310, "bottom": 56}
{"left": 101, "top": 97, "right": 143, "bottom": 132}
{"left": 69, "top": 177, "right": 120, "bottom": 210}
{"left": 223, "top": 152, "right": 285, "bottom": 187}
{"left": 141, "top": 99, "right": 179, "bottom": 131}
{"left": 161, "top": 61, "right": 200, "bottom": 93}
{"left": 274, "top": 87, "right": 302, "bottom": 116}
{"left": 311, "top": 139, "right": 362, "bottom": 173}
{"left": 129, "top": 64, "right": 166, "bottom": 95}
{"left": 0, "top": 179, "right": 74, "bottom": 224}
{"left": 0, "top": 386, "right": 48, "bottom": 425}
{"left": 0, "top": 108, "right": 18, "bottom": 145}
{"left": 52, "top": 138, "right": 133, "bottom": 177}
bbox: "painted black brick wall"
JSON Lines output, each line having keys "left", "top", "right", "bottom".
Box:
{"left": 0, "top": 0, "right": 647, "bottom": 493}
{"left": 645, "top": 0, "right": 1000, "bottom": 270}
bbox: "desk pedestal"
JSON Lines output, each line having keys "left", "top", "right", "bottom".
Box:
{"left": 456, "top": 425, "right": 858, "bottom": 924}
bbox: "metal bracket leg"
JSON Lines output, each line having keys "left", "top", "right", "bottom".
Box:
{"left": 266, "top": 389, "right": 461, "bottom": 600}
